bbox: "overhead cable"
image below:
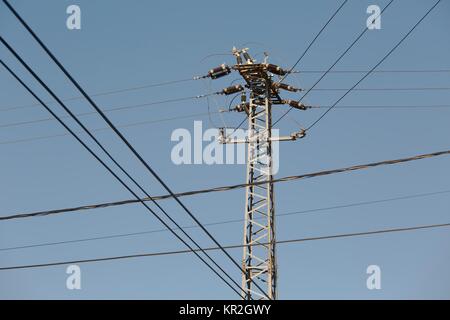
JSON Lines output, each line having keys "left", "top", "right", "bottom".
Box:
{"left": 2, "top": 149, "right": 449, "bottom": 221}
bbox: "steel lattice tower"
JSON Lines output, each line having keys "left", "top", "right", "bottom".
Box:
{"left": 211, "top": 47, "right": 308, "bottom": 299}
{"left": 241, "top": 71, "right": 277, "bottom": 300}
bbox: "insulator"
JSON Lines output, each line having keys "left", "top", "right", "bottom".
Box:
{"left": 273, "top": 82, "right": 300, "bottom": 92}
{"left": 234, "top": 53, "right": 243, "bottom": 65}
{"left": 233, "top": 102, "right": 250, "bottom": 113}
{"left": 211, "top": 69, "right": 231, "bottom": 79}
{"left": 257, "top": 100, "right": 266, "bottom": 105}
{"left": 208, "top": 64, "right": 231, "bottom": 79}
{"left": 284, "top": 99, "right": 308, "bottom": 110}
{"left": 291, "top": 129, "right": 306, "bottom": 139}
{"left": 209, "top": 64, "right": 229, "bottom": 74}
{"left": 221, "top": 84, "right": 244, "bottom": 95}
{"left": 243, "top": 51, "right": 252, "bottom": 62}
{"left": 232, "top": 47, "right": 243, "bottom": 64}
{"left": 240, "top": 92, "right": 246, "bottom": 103}
{"left": 265, "top": 64, "right": 287, "bottom": 76}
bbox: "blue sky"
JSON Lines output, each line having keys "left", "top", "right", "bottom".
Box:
{"left": 0, "top": 0, "right": 450, "bottom": 299}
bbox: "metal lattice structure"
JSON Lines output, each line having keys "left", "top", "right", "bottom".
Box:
{"left": 241, "top": 75, "right": 277, "bottom": 300}
{"left": 212, "top": 47, "right": 308, "bottom": 299}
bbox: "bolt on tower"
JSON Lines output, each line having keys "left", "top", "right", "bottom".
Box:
{"left": 206, "top": 47, "right": 309, "bottom": 300}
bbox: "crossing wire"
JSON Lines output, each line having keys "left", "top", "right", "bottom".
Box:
{"left": 0, "top": 77, "right": 205, "bottom": 112}
{"left": 0, "top": 111, "right": 219, "bottom": 146}
{"left": 1, "top": 222, "right": 449, "bottom": 271}
{"left": 290, "top": 68, "right": 450, "bottom": 74}
{"left": 2, "top": 0, "right": 271, "bottom": 299}
{"left": 1, "top": 87, "right": 449, "bottom": 131}
{"left": 0, "top": 55, "right": 244, "bottom": 298}
{"left": 0, "top": 106, "right": 218, "bottom": 130}
{"left": 278, "top": 0, "right": 349, "bottom": 84}
{"left": 1, "top": 189, "right": 449, "bottom": 252}
{"left": 1, "top": 103, "right": 449, "bottom": 146}
{"left": 273, "top": 0, "right": 395, "bottom": 126}
{"left": 2, "top": 149, "right": 449, "bottom": 221}
{"left": 2, "top": 67, "right": 448, "bottom": 112}
{"left": 306, "top": 0, "right": 443, "bottom": 131}
{"left": 2, "top": 70, "right": 448, "bottom": 113}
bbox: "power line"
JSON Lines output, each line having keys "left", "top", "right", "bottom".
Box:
{"left": 2, "top": 0, "right": 271, "bottom": 299}
{"left": 290, "top": 68, "right": 450, "bottom": 74}
{"left": 1, "top": 71, "right": 447, "bottom": 114}
{"left": 2, "top": 189, "right": 449, "bottom": 252}
{"left": 2, "top": 149, "right": 449, "bottom": 221}
{"left": 0, "top": 93, "right": 213, "bottom": 117}
{"left": 0, "top": 77, "right": 204, "bottom": 113}
{"left": 2, "top": 0, "right": 447, "bottom": 296}
{"left": 0, "top": 50, "right": 244, "bottom": 298}
{"left": 279, "top": 0, "right": 349, "bottom": 83}
{"left": 1, "top": 103, "right": 449, "bottom": 146}
{"left": 273, "top": 0, "right": 395, "bottom": 126}
{"left": 1, "top": 221, "right": 449, "bottom": 271}
{"left": 3, "top": 1, "right": 270, "bottom": 299}
{"left": 1, "top": 86, "right": 449, "bottom": 131}
{"left": 312, "top": 104, "right": 450, "bottom": 109}
{"left": 306, "top": 0, "right": 442, "bottom": 131}
{"left": 0, "top": 108, "right": 218, "bottom": 130}
{"left": 2, "top": 68, "right": 448, "bottom": 113}
{"left": 3, "top": 90, "right": 449, "bottom": 131}
{"left": 303, "top": 87, "right": 450, "bottom": 92}
{"left": 0, "top": 111, "right": 223, "bottom": 146}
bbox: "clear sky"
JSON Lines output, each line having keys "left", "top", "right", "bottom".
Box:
{"left": 0, "top": 0, "right": 449, "bottom": 299}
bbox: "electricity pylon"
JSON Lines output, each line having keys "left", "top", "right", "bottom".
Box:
{"left": 206, "top": 47, "right": 309, "bottom": 300}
